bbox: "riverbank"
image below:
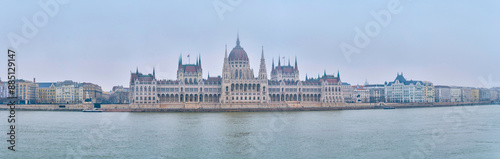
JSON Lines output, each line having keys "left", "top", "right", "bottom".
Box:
{"left": 0, "top": 102, "right": 495, "bottom": 112}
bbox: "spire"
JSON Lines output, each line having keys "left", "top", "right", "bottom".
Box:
{"left": 294, "top": 56, "right": 298, "bottom": 70}
{"left": 198, "top": 53, "right": 202, "bottom": 68}
{"left": 258, "top": 45, "right": 267, "bottom": 80}
{"left": 136, "top": 67, "right": 138, "bottom": 74}
{"left": 278, "top": 55, "right": 281, "bottom": 67}
{"left": 288, "top": 58, "right": 290, "bottom": 66}
{"left": 261, "top": 46, "right": 264, "bottom": 60}
{"left": 178, "top": 53, "right": 182, "bottom": 68}
{"left": 208, "top": 71, "right": 210, "bottom": 78}
{"left": 272, "top": 57, "right": 275, "bottom": 70}
{"left": 337, "top": 70, "right": 340, "bottom": 79}
{"left": 324, "top": 70, "right": 327, "bottom": 77}
{"left": 224, "top": 44, "right": 228, "bottom": 58}
{"left": 305, "top": 74, "right": 308, "bottom": 80}
{"left": 153, "top": 67, "right": 155, "bottom": 78}
{"left": 236, "top": 33, "right": 240, "bottom": 46}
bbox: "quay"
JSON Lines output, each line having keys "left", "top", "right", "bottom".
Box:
{"left": 0, "top": 102, "right": 494, "bottom": 112}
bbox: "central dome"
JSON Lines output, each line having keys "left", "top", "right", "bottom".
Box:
{"left": 228, "top": 35, "right": 249, "bottom": 61}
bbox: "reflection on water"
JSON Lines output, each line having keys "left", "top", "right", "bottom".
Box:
{"left": 1, "top": 105, "right": 499, "bottom": 158}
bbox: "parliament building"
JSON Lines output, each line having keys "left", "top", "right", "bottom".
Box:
{"left": 129, "top": 35, "right": 344, "bottom": 108}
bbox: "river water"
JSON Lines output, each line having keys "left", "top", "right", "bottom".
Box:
{"left": 1, "top": 104, "right": 499, "bottom": 158}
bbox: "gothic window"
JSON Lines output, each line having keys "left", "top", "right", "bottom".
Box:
{"left": 235, "top": 70, "right": 238, "bottom": 78}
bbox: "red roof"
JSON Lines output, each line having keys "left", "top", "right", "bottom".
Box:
{"left": 228, "top": 46, "right": 249, "bottom": 61}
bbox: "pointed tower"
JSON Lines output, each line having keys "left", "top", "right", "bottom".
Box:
{"left": 294, "top": 56, "right": 298, "bottom": 71}
{"left": 278, "top": 55, "right": 281, "bottom": 69}
{"left": 272, "top": 57, "right": 275, "bottom": 71}
{"left": 222, "top": 44, "right": 230, "bottom": 79}
{"left": 288, "top": 58, "right": 290, "bottom": 66}
{"left": 153, "top": 67, "right": 155, "bottom": 78}
{"left": 305, "top": 74, "right": 308, "bottom": 80}
{"left": 178, "top": 53, "right": 182, "bottom": 69}
{"left": 236, "top": 33, "right": 240, "bottom": 46}
{"left": 258, "top": 46, "right": 267, "bottom": 80}
{"left": 337, "top": 70, "right": 340, "bottom": 81}
{"left": 136, "top": 67, "right": 139, "bottom": 74}
{"left": 198, "top": 54, "right": 202, "bottom": 69}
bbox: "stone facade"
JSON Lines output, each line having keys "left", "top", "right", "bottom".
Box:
{"left": 365, "top": 84, "right": 385, "bottom": 103}
{"left": 384, "top": 73, "right": 428, "bottom": 103}
{"left": 37, "top": 82, "right": 56, "bottom": 104}
{"left": 435, "top": 85, "right": 451, "bottom": 102}
{"left": 56, "top": 80, "right": 84, "bottom": 104}
{"left": 129, "top": 35, "right": 344, "bottom": 107}
{"left": 82, "top": 82, "right": 103, "bottom": 103}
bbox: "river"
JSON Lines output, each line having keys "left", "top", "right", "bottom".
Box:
{"left": 1, "top": 104, "right": 499, "bottom": 158}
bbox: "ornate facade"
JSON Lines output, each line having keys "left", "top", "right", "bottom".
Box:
{"left": 129, "top": 35, "right": 344, "bottom": 106}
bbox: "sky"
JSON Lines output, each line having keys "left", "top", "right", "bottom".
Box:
{"left": 1, "top": 0, "right": 499, "bottom": 91}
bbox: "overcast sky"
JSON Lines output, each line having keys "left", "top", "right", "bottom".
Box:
{"left": 1, "top": 0, "right": 499, "bottom": 91}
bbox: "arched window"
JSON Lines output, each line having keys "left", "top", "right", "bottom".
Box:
{"left": 153, "top": 87, "right": 155, "bottom": 91}
{"left": 226, "top": 86, "right": 229, "bottom": 92}
{"left": 189, "top": 78, "right": 192, "bottom": 84}
{"left": 140, "top": 86, "right": 143, "bottom": 92}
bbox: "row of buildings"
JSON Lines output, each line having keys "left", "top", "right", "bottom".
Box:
{"left": 128, "top": 35, "right": 500, "bottom": 106}
{"left": 341, "top": 73, "right": 500, "bottom": 103}
{"left": 3, "top": 36, "right": 499, "bottom": 106}
{"left": 0, "top": 79, "right": 103, "bottom": 104}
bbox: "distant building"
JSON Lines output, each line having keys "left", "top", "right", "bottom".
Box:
{"left": 352, "top": 85, "right": 369, "bottom": 103}
{"left": 0, "top": 79, "right": 8, "bottom": 99}
{"left": 434, "top": 85, "right": 451, "bottom": 102}
{"left": 365, "top": 84, "right": 385, "bottom": 103}
{"left": 82, "top": 82, "right": 103, "bottom": 103}
{"left": 489, "top": 89, "right": 498, "bottom": 102}
{"left": 450, "top": 87, "right": 462, "bottom": 102}
{"left": 470, "top": 88, "right": 479, "bottom": 102}
{"left": 461, "top": 87, "right": 472, "bottom": 102}
{"left": 56, "top": 80, "right": 83, "bottom": 104}
{"left": 423, "top": 81, "right": 435, "bottom": 103}
{"left": 110, "top": 85, "right": 129, "bottom": 104}
{"left": 384, "top": 73, "right": 425, "bottom": 103}
{"left": 15, "top": 79, "right": 38, "bottom": 104}
{"left": 342, "top": 82, "right": 355, "bottom": 103}
{"left": 37, "top": 82, "right": 56, "bottom": 104}
{"left": 479, "top": 88, "right": 490, "bottom": 102}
